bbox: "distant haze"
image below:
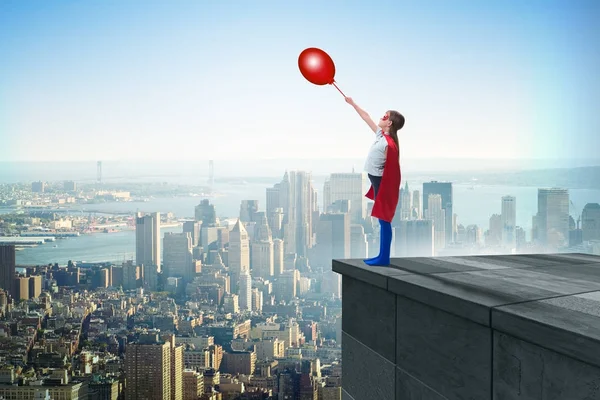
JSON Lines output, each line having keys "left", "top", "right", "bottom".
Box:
{"left": 0, "top": 158, "right": 598, "bottom": 183}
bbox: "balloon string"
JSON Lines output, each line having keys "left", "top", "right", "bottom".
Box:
{"left": 331, "top": 81, "right": 346, "bottom": 97}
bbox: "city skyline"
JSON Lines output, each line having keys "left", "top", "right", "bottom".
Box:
{"left": 1, "top": 164, "right": 599, "bottom": 398}
{"left": 4, "top": 168, "right": 599, "bottom": 267}
{"left": 2, "top": 0, "right": 600, "bottom": 162}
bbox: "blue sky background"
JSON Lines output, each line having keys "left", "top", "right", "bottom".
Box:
{"left": 1, "top": 0, "right": 599, "bottom": 162}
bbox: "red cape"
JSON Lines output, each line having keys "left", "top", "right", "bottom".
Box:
{"left": 365, "top": 133, "right": 401, "bottom": 223}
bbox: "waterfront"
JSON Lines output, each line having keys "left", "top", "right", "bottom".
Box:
{"left": 7, "top": 180, "right": 599, "bottom": 266}
{"left": 16, "top": 225, "right": 181, "bottom": 265}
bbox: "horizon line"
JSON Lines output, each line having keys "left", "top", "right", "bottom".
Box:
{"left": 1, "top": 157, "right": 600, "bottom": 163}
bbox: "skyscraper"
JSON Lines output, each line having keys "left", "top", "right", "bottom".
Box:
{"left": 412, "top": 190, "right": 421, "bottom": 219}
{"left": 182, "top": 220, "right": 200, "bottom": 248}
{"left": 322, "top": 180, "right": 331, "bottom": 212}
{"left": 125, "top": 334, "right": 177, "bottom": 400}
{"left": 582, "top": 203, "right": 600, "bottom": 241}
{"left": 314, "top": 213, "right": 351, "bottom": 267}
{"left": 315, "top": 212, "right": 350, "bottom": 299}
{"left": 466, "top": 225, "right": 482, "bottom": 245}
{"left": 251, "top": 214, "right": 274, "bottom": 279}
{"left": 423, "top": 181, "right": 453, "bottom": 244}
{"left": 135, "top": 212, "right": 160, "bottom": 272}
{"left": 195, "top": 199, "right": 217, "bottom": 226}
{"left": 266, "top": 183, "right": 282, "bottom": 214}
{"left": 280, "top": 171, "right": 317, "bottom": 257}
{"left": 425, "top": 194, "right": 445, "bottom": 252}
{"left": 536, "top": 188, "right": 570, "bottom": 248}
{"left": 240, "top": 200, "right": 259, "bottom": 222}
{"left": 268, "top": 208, "right": 284, "bottom": 239}
{"left": 350, "top": 224, "right": 368, "bottom": 258}
{"left": 487, "top": 214, "right": 502, "bottom": 247}
{"left": 229, "top": 219, "right": 250, "bottom": 291}
{"left": 324, "top": 173, "right": 366, "bottom": 224}
{"left": 163, "top": 232, "right": 194, "bottom": 283}
{"left": 168, "top": 335, "right": 183, "bottom": 400}
{"left": 273, "top": 239, "right": 284, "bottom": 277}
{"left": 400, "top": 181, "right": 411, "bottom": 221}
{"left": 501, "top": 196, "right": 517, "bottom": 250}
{"left": 395, "top": 219, "right": 435, "bottom": 257}
{"left": 239, "top": 271, "right": 252, "bottom": 312}
{"left": 0, "top": 245, "right": 15, "bottom": 299}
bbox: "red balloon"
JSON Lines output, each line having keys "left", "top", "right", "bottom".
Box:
{"left": 298, "top": 47, "right": 336, "bottom": 85}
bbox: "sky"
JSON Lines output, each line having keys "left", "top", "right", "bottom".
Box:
{"left": 1, "top": 0, "right": 599, "bottom": 163}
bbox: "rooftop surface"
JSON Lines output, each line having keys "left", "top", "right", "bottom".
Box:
{"left": 334, "top": 253, "right": 600, "bottom": 400}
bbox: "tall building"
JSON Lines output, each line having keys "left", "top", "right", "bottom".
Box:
{"left": 266, "top": 184, "right": 282, "bottom": 214}
{"left": 195, "top": 200, "right": 217, "bottom": 226}
{"left": 350, "top": 224, "right": 368, "bottom": 258}
{"left": 299, "top": 360, "right": 319, "bottom": 400}
{"left": 273, "top": 239, "right": 284, "bottom": 277}
{"left": 268, "top": 208, "right": 284, "bottom": 239}
{"left": 423, "top": 181, "right": 453, "bottom": 244}
{"left": 279, "top": 171, "right": 317, "bottom": 257}
{"left": 314, "top": 213, "right": 351, "bottom": 267}
{"left": 239, "top": 271, "right": 252, "bottom": 312}
{"left": 135, "top": 212, "right": 161, "bottom": 272}
{"left": 0, "top": 245, "right": 15, "bottom": 299}
{"left": 399, "top": 181, "right": 411, "bottom": 221}
{"left": 125, "top": 334, "right": 176, "bottom": 400}
{"left": 487, "top": 214, "right": 502, "bottom": 247}
{"left": 315, "top": 213, "right": 349, "bottom": 299}
{"left": 412, "top": 190, "right": 421, "bottom": 219}
{"left": 276, "top": 270, "right": 300, "bottom": 302}
{"left": 251, "top": 288, "right": 263, "bottom": 312}
{"left": 167, "top": 335, "right": 183, "bottom": 400}
{"left": 182, "top": 221, "right": 201, "bottom": 247}
{"left": 14, "top": 276, "right": 29, "bottom": 300}
{"left": 200, "top": 225, "right": 229, "bottom": 250}
{"left": 466, "top": 224, "right": 482, "bottom": 245}
{"left": 323, "top": 173, "right": 366, "bottom": 224}
{"left": 183, "top": 370, "right": 204, "bottom": 400}
{"left": 29, "top": 275, "right": 42, "bottom": 298}
{"left": 501, "top": 196, "right": 517, "bottom": 249}
{"left": 122, "top": 260, "right": 139, "bottom": 291}
{"left": 229, "top": 219, "right": 250, "bottom": 291}
{"left": 322, "top": 180, "right": 331, "bottom": 212}
{"left": 424, "top": 194, "right": 445, "bottom": 252}
{"left": 240, "top": 200, "right": 259, "bottom": 222}
{"left": 394, "top": 220, "right": 435, "bottom": 257}
{"left": 536, "top": 188, "right": 570, "bottom": 248}
{"left": 582, "top": 203, "right": 600, "bottom": 241}
{"left": 516, "top": 226, "right": 526, "bottom": 248}
{"left": 223, "top": 293, "right": 240, "bottom": 313}
{"left": 163, "top": 232, "right": 194, "bottom": 283}
{"left": 251, "top": 215, "right": 274, "bottom": 279}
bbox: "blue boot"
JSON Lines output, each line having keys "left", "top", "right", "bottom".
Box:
{"left": 364, "top": 219, "right": 392, "bottom": 266}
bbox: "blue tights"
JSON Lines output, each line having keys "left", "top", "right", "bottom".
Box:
{"left": 364, "top": 219, "right": 392, "bottom": 266}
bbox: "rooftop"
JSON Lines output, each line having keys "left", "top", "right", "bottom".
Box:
{"left": 333, "top": 253, "right": 600, "bottom": 400}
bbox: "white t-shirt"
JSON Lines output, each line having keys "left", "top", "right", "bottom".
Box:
{"left": 364, "top": 128, "right": 388, "bottom": 177}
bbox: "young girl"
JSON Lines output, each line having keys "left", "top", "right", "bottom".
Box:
{"left": 345, "top": 97, "right": 404, "bottom": 266}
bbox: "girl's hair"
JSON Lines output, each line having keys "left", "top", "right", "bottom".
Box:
{"left": 387, "top": 110, "right": 405, "bottom": 151}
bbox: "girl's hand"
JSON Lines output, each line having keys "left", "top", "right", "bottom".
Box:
{"left": 345, "top": 97, "right": 355, "bottom": 106}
